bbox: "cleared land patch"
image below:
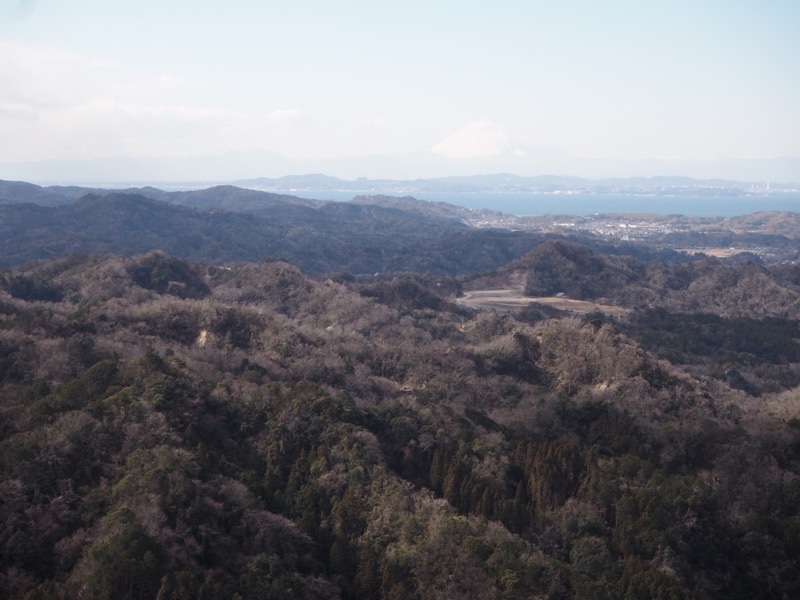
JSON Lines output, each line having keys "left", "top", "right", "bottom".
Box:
{"left": 676, "top": 247, "right": 748, "bottom": 258}
{"left": 457, "top": 288, "right": 630, "bottom": 316}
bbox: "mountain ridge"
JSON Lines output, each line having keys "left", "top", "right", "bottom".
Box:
{"left": 3, "top": 179, "right": 800, "bottom": 272}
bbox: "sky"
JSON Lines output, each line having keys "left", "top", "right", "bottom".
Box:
{"left": 1, "top": 0, "right": 799, "bottom": 180}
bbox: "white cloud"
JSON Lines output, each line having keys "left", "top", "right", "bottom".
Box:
{"left": 109, "top": 74, "right": 205, "bottom": 102}
{"left": 267, "top": 109, "right": 306, "bottom": 127}
{"left": 358, "top": 117, "right": 387, "bottom": 129}
{"left": 0, "top": 40, "right": 116, "bottom": 110}
{"left": 0, "top": 39, "right": 263, "bottom": 161}
{"left": 0, "top": 101, "right": 38, "bottom": 121}
{"left": 430, "top": 120, "right": 512, "bottom": 159}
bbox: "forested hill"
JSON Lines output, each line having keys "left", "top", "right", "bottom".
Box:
{"left": 2, "top": 180, "right": 582, "bottom": 275}
{"left": 1, "top": 253, "right": 799, "bottom": 599}
{"left": 462, "top": 237, "right": 800, "bottom": 396}
{"left": 4, "top": 179, "right": 800, "bottom": 273}
{"left": 0, "top": 191, "right": 519, "bottom": 273}
{"left": 466, "top": 238, "right": 800, "bottom": 319}
{"left": 0, "top": 180, "right": 324, "bottom": 209}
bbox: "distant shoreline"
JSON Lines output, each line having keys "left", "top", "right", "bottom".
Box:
{"left": 285, "top": 191, "right": 800, "bottom": 218}
{"left": 5, "top": 176, "right": 800, "bottom": 218}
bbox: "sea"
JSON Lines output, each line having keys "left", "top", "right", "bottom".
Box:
{"left": 286, "top": 191, "right": 800, "bottom": 218}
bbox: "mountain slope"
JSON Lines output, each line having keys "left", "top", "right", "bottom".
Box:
{"left": 2, "top": 192, "right": 544, "bottom": 274}
{"left": 0, "top": 180, "right": 74, "bottom": 207}
{"left": 465, "top": 238, "right": 800, "bottom": 318}
{"left": 1, "top": 253, "right": 798, "bottom": 598}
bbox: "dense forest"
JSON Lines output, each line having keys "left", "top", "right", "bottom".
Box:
{"left": 2, "top": 248, "right": 799, "bottom": 599}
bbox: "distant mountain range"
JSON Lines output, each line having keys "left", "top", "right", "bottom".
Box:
{"left": 4, "top": 170, "right": 791, "bottom": 201}
{"left": 6, "top": 174, "right": 792, "bottom": 212}
{"left": 234, "top": 173, "right": 794, "bottom": 195}
{"left": 1, "top": 148, "right": 799, "bottom": 185}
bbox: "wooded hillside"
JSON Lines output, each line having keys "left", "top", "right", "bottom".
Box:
{"left": 2, "top": 252, "right": 799, "bottom": 599}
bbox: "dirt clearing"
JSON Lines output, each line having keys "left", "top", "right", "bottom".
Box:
{"left": 457, "top": 289, "right": 629, "bottom": 316}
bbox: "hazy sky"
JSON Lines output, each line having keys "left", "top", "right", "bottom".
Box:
{"left": 1, "top": 0, "right": 799, "bottom": 173}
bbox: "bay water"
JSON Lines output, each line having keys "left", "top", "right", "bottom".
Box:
{"left": 290, "top": 191, "right": 800, "bottom": 218}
